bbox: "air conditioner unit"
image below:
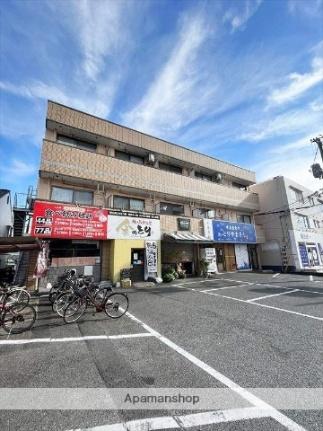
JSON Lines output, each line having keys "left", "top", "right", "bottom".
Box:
{"left": 147, "top": 153, "right": 155, "bottom": 164}
{"left": 207, "top": 210, "right": 215, "bottom": 219}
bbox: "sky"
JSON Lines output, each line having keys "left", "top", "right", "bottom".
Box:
{"left": 0, "top": 0, "right": 323, "bottom": 198}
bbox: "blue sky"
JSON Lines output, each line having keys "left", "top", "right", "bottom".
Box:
{"left": 0, "top": 0, "right": 322, "bottom": 197}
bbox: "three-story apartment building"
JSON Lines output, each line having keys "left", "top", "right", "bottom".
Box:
{"left": 33, "top": 101, "right": 264, "bottom": 283}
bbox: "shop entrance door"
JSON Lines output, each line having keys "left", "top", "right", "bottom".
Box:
{"left": 215, "top": 246, "right": 225, "bottom": 272}
{"left": 248, "top": 245, "right": 259, "bottom": 270}
{"left": 131, "top": 248, "right": 145, "bottom": 281}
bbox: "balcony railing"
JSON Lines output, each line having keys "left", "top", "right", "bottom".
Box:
{"left": 40, "top": 140, "right": 260, "bottom": 211}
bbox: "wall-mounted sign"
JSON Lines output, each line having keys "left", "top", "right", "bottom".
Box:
{"left": 107, "top": 210, "right": 160, "bottom": 240}
{"left": 31, "top": 201, "right": 108, "bottom": 240}
{"left": 145, "top": 240, "right": 158, "bottom": 273}
{"left": 212, "top": 220, "right": 256, "bottom": 244}
{"left": 298, "top": 242, "right": 309, "bottom": 267}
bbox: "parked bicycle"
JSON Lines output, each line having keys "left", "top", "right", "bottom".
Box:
{"left": 0, "top": 282, "right": 30, "bottom": 311}
{"left": 0, "top": 288, "right": 36, "bottom": 334}
{"left": 52, "top": 275, "right": 113, "bottom": 317}
{"left": 48, "top": 269, "right": 77, "bottom": 304}
{"left": 62, "top": 280, "right": 128, "bottom": 324}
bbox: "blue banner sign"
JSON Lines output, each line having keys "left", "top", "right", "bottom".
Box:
{"left": 298, "top": 242, "right": 309, "bottom": 267}
{"left": 212, "top": 220, "right": 256, "bottom": 244}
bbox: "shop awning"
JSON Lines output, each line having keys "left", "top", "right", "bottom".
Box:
{"left": 164, "top": 232, "right": 213, "bottom": 243}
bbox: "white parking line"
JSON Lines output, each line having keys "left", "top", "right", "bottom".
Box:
{"left": 201, "top": 291, "right": 323, "bottom": 322}
{"left": 125, "top": 311, "right": 306, "bottom": 431}
{"left": 69, "top": 407, "right": 272, "bottom": 430}
{"left": 247, "top": 289, "right": 300, "bottom": 302}
{"left": 201, "top": 285, "right": 245, "bottom": 292}
{"left": 0, "top": 333, "right": 153, "bottom": 345}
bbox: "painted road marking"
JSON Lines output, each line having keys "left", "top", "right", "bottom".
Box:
{"left": 201, "top": 285, "right": 246, "bottom": 292}
{"left": 201, "top": 291, "right": 323, "bottom": 322}
{"left": 69, "top": 407, "right": 272, "bottom": 431}
{"left": 125, "top": 312, "right": 306, "bottom": 431}
{"left": 273, "top": 273, "right": 281, "bottom": 278}
{"left": 0, "top": 333, "right": 153, "bottom": 345}
{"left": 247, "top": 289, "right": 300, "bottom": 302}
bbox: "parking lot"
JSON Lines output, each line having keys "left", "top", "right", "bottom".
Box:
{"left": 0, "top": 272, "right": 322, "bottom": 431}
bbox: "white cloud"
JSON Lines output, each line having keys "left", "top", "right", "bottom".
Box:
{"left": 267, "top": 55, "right": 323, "bottom": 106}
{"left": 254, "top": 151, "right": 319, "bottom": 191}
{"left": 123, "top": 12, "right": 215, "bottom": 137}
{"left": 223, "top": 0, "right": 262, "bottom": 33}
{"left": 71, "top": 0, "right": 128, "bottom": 81}
{"left": 242, "top": 101, "right": 323, "bottom": 142}
{"left": 0, "top": 78, "right": 116, "bottom": 118}
{"left": 0, "top": 159, "right": 36, "bottom": 177}
{"left": 269, "top": 130, "right": 323, "bottom": 155}
{"left": 288, "top": 0, "right": 322, "bottom": 16}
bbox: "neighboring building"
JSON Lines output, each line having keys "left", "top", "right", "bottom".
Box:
{"left": 0, "top": 189, "right": 13, "bottom": 237}
{"left": 250, "top": 176, "right": 323, "bottom": 272}
{"left": 32, "top": 101, "right": 264, "bottom": 283}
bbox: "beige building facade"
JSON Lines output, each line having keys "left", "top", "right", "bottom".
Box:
{"left": 34, "top": 101, "right": 265, "bottom": 283}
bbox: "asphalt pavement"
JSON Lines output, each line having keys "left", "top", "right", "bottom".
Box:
{"left": 0, "top": 272, "right": 322, "bottom": 431}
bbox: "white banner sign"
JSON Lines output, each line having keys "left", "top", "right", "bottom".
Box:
{"left": 234, "top": 244, "right": 250, "bottom": 270}
{"left": 145, "top": 240, "right": 158, "bottom": 273}
{"left": 107, "top": 211, "right": 160, "bottom": 240}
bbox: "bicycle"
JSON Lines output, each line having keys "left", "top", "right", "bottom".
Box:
{"left": 0, "top": 282, "right": 30, "bottom": 311}
{"left": 0, "top": 290, "right": 36, "bottom": 334}
{"left": 52, "top": 277, "right": 113, "bottom": 317}
{"left": 63, "top": 282, "right": 128, "bottom": 324}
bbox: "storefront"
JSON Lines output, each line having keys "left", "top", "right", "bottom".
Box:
{"left": 162, "top": 232, "right": 213, "bottom": 276}
{"left": 31, "top": 201, "right": 161, "bottom": 284}
{"left": 290, "top": 229, "right": 323, "bottom": 272}
{"left": 203, "top": 219, "right": 258, "bottom": 272}
{"left": 104, "top": 209, "right": 161, "bottom": 283}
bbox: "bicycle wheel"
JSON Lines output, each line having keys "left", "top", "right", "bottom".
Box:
{"left": 64, "top": 297, "right": 87, "bottom": 323}
{"left": 53, "top": 291, "right": 76, "bottom": 316}
{"left": 6, "top": 289, "right": 30, "bottom": 311}
{"left": 105, "top": 293, "right": 129, "bottom": 319}
{"left": 94, "top": 287, "right": 112, "bottom": 307}
{"left": 3, "top": 304, "right": 36, "bottom": 334}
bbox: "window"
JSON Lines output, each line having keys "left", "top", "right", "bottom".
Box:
{"left": 232, "top": 182, "right": 247, "bottom": 191}
{"left": 51, "top": 187, "right": 93, "bottom": 205}
{"left": 57, "top": 135, "right": 97, "bottom": 152}
{"left": 297, "top": 215, "right": 310, "bottom": 229}
{"left": 314, "top": 220, "right": 320, "bottom": 228}
{"left": 237, "top": 214, "right": 252, "bottom": 224}
{"left": 159, "top": 202, "right": 184, "bottom": 215}
{"left": 195, "top": 171, "right": 212, "bottom": 181}
{"left": 194, "top": 208, "right": 212, "bottom": 218}
{"left": 177, "top": 218, "right": 190, "bottom": 231}
{"left": 113, "top": 196, "right": 145, "bottom": 211}
{"left": 290, "top": 187, "right": 303, "bottom": 203}
{"left": 115, "top": 150, "right": 144, "bottom": 165}
{"left": 159, "top": 162, "right": 182, "bottom": 174}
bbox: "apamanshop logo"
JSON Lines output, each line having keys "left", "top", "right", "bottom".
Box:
{"left": 124, "top": 392, "right": 200, "bottom": 405}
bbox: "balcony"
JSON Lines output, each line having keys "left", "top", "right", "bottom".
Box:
{"left": 40, "top": 140, "right": 260, "bottom": 211}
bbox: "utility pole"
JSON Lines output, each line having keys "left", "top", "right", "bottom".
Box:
{"left": 310, "top": 135, "right": 323, "bottom": 179}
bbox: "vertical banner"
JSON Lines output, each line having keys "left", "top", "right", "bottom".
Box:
{"left": 298, "top": 242, "right": 309, "bottom": 267}
{"left": 145, "top": 240, "right": 158, "bottom": 273}
{"left": 234, "top": 244, "right": 250, "bottom": 270}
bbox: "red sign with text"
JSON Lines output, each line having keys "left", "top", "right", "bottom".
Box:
{"left": 31, "top": 201, "right": 108, "bottom": 239}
